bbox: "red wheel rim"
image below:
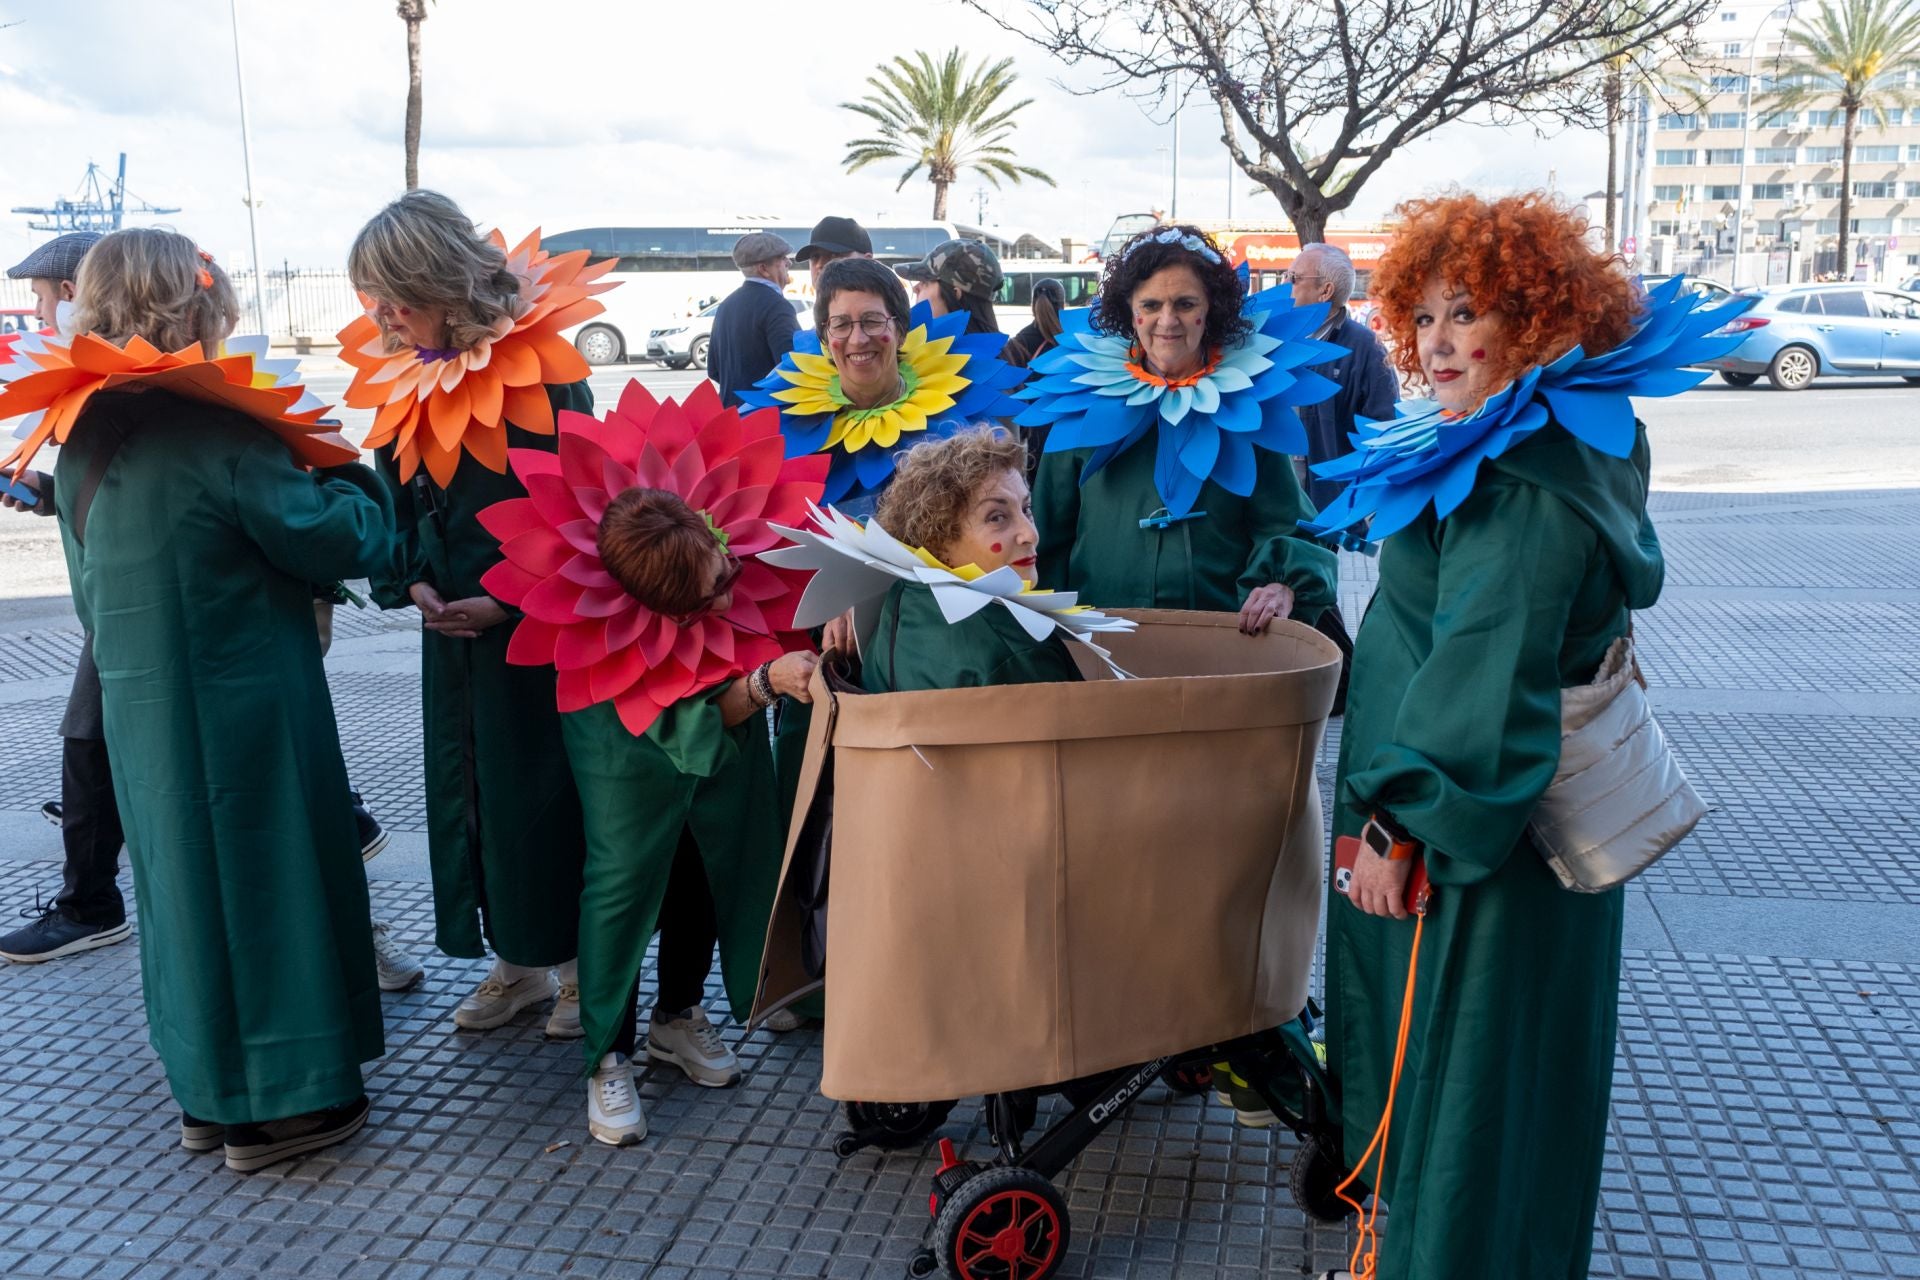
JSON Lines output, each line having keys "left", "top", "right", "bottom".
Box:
{"left": 953, "top": 1188, "right": 1062, "bottom": 1280}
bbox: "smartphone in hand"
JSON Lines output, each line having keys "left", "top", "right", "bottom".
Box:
{"left": 1, "top": 472, "right": 42, "bottom": 511}
{"left": 1334, "top": 835, "right": 1432, "bottom": 916}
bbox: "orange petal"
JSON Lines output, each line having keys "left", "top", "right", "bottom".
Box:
{"left": 428, "top": 379, "right": 472, "bottom": 451}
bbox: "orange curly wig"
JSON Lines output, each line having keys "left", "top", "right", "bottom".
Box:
{"left": 1372, "top": 191, "right": 1641, "bottom": 401}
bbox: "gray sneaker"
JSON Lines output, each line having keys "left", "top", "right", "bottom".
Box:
{"left": 646, "top": 1004, "right": 741, "bottom": 1088}
{"left": 587, "top": 1053, "right": 645, "bottom": 1146}
{"left": 370, "top": 920, "right": 424, "bottom": 992}
{"left": 453, "top": 968, "right": 556, "bottom": 1030}
{"left": 545, "top": 982, "right": 583, "bottom": 1039}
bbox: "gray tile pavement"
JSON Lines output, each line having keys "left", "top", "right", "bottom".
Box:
{"left": 0, "top": 488, "right": 1915, "bottom": 1279}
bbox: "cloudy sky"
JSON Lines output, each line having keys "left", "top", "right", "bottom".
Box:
{"left": 0, "top": 0, "right": 1608, "bottom": 272}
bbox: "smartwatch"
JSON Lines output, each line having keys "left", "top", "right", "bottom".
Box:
{"left": 1360, "top": 814, "right": 1419, "bottom": 862}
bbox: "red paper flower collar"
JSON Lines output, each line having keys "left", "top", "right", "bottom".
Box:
{"left": 478, "top": 380, "right": 828, "bottom": 735}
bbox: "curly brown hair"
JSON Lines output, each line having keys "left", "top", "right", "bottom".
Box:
{"left": 874, "top": 427, "right": 1028, "bottom": 561}
{"left": 596, "top": 488, "right": 720, "bottom": 616}
{"left": 1372, "top": 191, "right": 1641, "bottom": 398}
{"left": 1092, "top": 223, "right": 1250, "bottom": 353}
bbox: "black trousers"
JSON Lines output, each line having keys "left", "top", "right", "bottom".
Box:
{"left": 611, "top": 829, "right": 720, "bottom": 1056}
{"left": 55, "top": 735, "right": 126, "bottom": 926}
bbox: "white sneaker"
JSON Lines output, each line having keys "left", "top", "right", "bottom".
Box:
{"left": 370, "top": 920, "right": 424, "bottom": 992}
{"left": 646, "top": 1004, "right": 742, "bottom": 1088}
{"left": 452, "top": 968, "right": 556, "bottom": 1030}
{"left": 587, "top": 1053, "right": 646, "bottom": 1146}
{"left": 545, "top": 983, "right": 583, "bottom": 1039}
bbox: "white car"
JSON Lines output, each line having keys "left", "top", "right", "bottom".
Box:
{"left": 642, "top": 297, "right": 814, "bottom": 370}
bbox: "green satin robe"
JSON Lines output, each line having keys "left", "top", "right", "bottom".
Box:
{"left": 56, "top": 390, "right": 395, "bottom": 1124}
{"left": 1325, "top": 423, "right": 1665, "bottom": 1280}
{"left": 861, "top": 580, "right": 1083, "bottom": 692}
{"left": 1032, "top": 438, "right": 1336, "bottom": 619}
{"left": 371, "top": 382, "right": 593, "bottom": 965}
{"left": 563, "top": 690, "right": 786, "bottom": 1068}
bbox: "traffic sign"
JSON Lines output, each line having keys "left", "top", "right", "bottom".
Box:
{"left": 1622, "top": 236, "right": 1638, "bottom": 255}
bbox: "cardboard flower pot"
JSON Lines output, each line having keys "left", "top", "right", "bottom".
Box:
{"left": 754, "top": 610, "right": 1341, "bottom": 1102}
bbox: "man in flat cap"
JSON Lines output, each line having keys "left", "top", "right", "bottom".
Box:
{"left": 0, "top": 232, "right": 135, "bottom": 964}
{"left": 709, "top": 231, "right": 798, "bottom": 407}
{"left": 793, "top": 215, "right": 873, "bottom": 287}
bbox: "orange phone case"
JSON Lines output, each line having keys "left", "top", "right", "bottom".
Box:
{"left": 1334, "top": 835, "right": 1432, "bottom": 915}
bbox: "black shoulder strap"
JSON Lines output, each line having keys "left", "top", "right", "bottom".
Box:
{"left": 69, "top": 410, "right": 133, "bottom": 548}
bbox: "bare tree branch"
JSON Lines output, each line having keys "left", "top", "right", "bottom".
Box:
{"left": 966, "top": 0, "right": 1716, "bottom": 240}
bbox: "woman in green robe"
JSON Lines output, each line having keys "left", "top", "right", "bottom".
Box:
{"left": 1316, "top": 192, "right": 1670, "bottom": 1280}
{"left": 347, "top": 191, "right": 596, "bottom": 1037}
{"left": 48, "top": 229, "right": 395, "bottom": 1169}
{"left": 1024, "top": 223, "right": 1339, "bottom": 634}
{"left": 560, "top": 489, "right": 820, "bottom": 1146}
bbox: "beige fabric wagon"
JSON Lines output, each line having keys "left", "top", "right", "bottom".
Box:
{"left": 753, "top": 610, "right": 1341, "bottom": 1102}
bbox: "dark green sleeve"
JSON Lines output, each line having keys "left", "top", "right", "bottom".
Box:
{"left": 368, "top": 446, "right": 430, "bottom": 610}
{"left": 230, "top": 443, "right": 397, "bottom": 586}
{"left": 1237, "top": 451, "right": 1337, "bottom": 619}
{"left": 1033, "top": 449, "right": 1081, "bottom": 592}
{"left": 549, "top": 379, "right": 594, "bottom": 421}
{"left": 1340, "top": 478, "right": 1598, "bottom": 885}
{"left": 866, "top": 583, "right": 1081, "bottom": 691}
{"left": 983, "top": 633, "right": 1083, "bottom": 686}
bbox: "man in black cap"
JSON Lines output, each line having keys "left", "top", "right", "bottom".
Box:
{"left": 1, "top": 232, "right": 134, "bottom": 963}
{"left": 793, "top": 215, "right": 873, "bottom": 287}
{"left": 709, "top": 231, "right": 799, "bottom": 407}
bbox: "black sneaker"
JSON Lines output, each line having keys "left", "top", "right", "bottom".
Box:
{"left": 0, "top": 904, "right": 131, "bottom": 963}
{"left": 180, "top": 1112, "right": 225, "bottom": 1153}
{"left": 222, "top": 1094, "right": 370, "bottom": 1172}
{"left": 39, "top": 800, "right": 61, "bottom": 827}
{"left": 350, "top": 790, "right": 389, "bottom": 862}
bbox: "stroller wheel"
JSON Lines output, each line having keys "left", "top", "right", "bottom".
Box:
{"left": 843, "top": 1099, "right": 957, "bottom": 1150}
{"left": 1158, "top": 1061, "right": 1214, "bottom": 1096}
{"left": 1290, "top": 1130, "right": 1364, "bottom": 1223}
{"left": 932, "top": 1165, "right": 1069, "bottom": 1280}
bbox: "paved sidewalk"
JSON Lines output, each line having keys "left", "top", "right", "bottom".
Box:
{"left": 0, "top": 490, "right": 1916, "bottom": 1280}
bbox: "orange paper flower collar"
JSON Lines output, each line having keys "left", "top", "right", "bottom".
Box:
{"left": 0, "top": 333, "right": 357, "bottom": 476}
{"left": 337, "top": 229, "right": 616, "bottom": 487}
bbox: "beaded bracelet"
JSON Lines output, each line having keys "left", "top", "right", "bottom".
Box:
{"left": 748, "top": 662, "right": 776, "bottom": 708}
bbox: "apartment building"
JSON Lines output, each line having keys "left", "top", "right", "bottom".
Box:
{"left": 1643, "top": 3, "right": 1920, "bottom": 284}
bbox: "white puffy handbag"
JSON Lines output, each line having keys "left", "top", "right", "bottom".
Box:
{"left": 1529, "top": 633, "right": 1707, "bottom": 893}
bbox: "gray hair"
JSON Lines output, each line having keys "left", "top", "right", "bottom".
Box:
{"left": 1297, "top": 243, "right": 1356, "bottom": 309}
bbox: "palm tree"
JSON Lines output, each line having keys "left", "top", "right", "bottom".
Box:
{"left": 1758, "top": 0, "right": 1920, "bottom": 274}
{"left": 398, "top": 0, "right": 433, "bottom": 190}
{"left": 842, "top": 49, "right": 1056, "bottom": 220}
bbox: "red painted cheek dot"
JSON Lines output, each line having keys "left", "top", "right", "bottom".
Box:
{"left": 1470, "top": 348, "right": 1485, "bottom": 360}
{"left": 399, "top": 307, "right": 412, "bottom": 316}
{"left": 990, "top": 543, "right": 1003, "bottom": 553}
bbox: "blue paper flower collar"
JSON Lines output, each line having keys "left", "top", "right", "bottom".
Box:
{"left": 1014, "top": 284, "right": 1345, "bottom": 518}
{"left": 1305, "top": 277, "right": 1758, "bottom": 541}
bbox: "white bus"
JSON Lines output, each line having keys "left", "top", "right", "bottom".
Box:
{"left": 545, "top": 222, "right": 1100, "bottom": 367}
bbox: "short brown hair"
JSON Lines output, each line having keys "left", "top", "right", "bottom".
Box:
{"left": 596, "top": 488, "right": 718, "bottom": 616}
{"left": 874, "top": 427, "right": 1027, "bottom": 560}
{"left": 71, "top": 228, "right": 240, "bottom": 355}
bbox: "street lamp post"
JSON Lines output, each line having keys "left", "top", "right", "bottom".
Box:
{"left": 1733, "top": 4, "right": 1795, "bottom": 289}
{"left": 227, "top": 0, "right": 267, "bottom": 335}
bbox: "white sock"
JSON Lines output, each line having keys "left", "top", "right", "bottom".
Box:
{"left": 491, "top": 958, "right": 544, "bottom": 983}
{"left": 555, "top": 958, "right": 578, "bottom": 985}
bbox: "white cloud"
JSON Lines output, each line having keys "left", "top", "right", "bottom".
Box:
{"left": 0, "top": 0, "right": 1606, "bottom": 275}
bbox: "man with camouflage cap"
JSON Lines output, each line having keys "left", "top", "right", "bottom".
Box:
{"left": 896, "top": 238, "right": 1005, "bottom": 336}
{"left": 710, "top": 231, "right": 799, "bottom": 407}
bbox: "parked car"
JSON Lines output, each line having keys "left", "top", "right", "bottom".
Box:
{"left": 1698, "top": 283, "right": 1920, "bottom": 390}
{"left": 639, "top": 296, "right": 814, "bottom": 371}
{"left": 0, "top": 307, "right": 40, "bottom": 360}
{"left": 1644, "top": 274, "right": 1735, "bottom": 304}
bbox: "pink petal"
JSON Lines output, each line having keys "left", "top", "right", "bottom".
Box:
{"left": 686, "top": 457, "right": 740, "bottom": 511}
{"left": 573, "top": 585, "right": 630, "bottom": 618}
{"left": 476, "top": 496, "right": 547, "bottom": 543}
{"left": 614, "top": 688, "right": 667, "bottom": 737}
{"left": 554, "top": 616, "right": 610, "bottom": 670}
{"left": 558, "top": 555, "right": 619, "bottom": 590}
{"left": 692, "top": 404, "right": 743, "bottom": 467}
{"left": 650, "top": 399, "right": 695, "bottom": 459}
{"left": 588, "top": 645, "right": 648, "bottom": 702}
{"left": 559, "top": 430, "right": 615, "bottom": 494}
{"left": 556, "top": 666, "right": 594, "bottom": 712}
{"left": 506, "top": 616, "right": 562, "bottom": 666}
{"left": 500, "top": 527, "right": 573, "bottom": 576}
{"left": 521, "top": 573, "right": 588, "bottom": 623}
{"left": 524, "top": 472, "right": 584, "bottom": 527}
{"left": 557, "top": 517, "right": 600, "bottom": 555}
{"left": 507, "top": 447, "right": 563, "bottom": 479}
{"left": 638, "top": 613, "right": 676, "bottom": 667}
{"left": 480, "top": 560, "right": 545, "bottom": 607}
{"left": 634, "top": 441, "right": 673, "bottom": 491}
{"left": 605, "top": 602, "right": 647, "bottom": 651}
{"left": 735, "top": 434, "right": 786, "bottom": 489}
{"left": 614, "top": 380, "right": 660, "bottom": 436}
{"left": 669, "top": 437, "right": 708, "bottom": 495}
{"left": 707, "top": 484, "right": 770, "bottom": 529}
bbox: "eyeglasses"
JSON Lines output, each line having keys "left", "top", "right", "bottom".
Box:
{"left": 825, "top": 315, "right": 897, "bottom": 339}
{"left": 1282, "top": 271, "right": 1324, "bottom": 285}
{"left": 671, "top": 554, "right": 744, "bottom": 626}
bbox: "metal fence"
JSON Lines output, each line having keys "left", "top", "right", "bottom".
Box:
{"left": 0, "top": 266, "right": 361, "bottom": 341}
